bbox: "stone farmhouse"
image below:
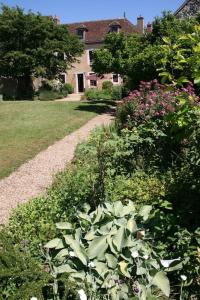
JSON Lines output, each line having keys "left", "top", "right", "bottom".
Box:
{"left": 61, "top": 17, "right": 151, "bottom": 94}
{"left": 175, "top": 0, "right": 200, "bottom": 18}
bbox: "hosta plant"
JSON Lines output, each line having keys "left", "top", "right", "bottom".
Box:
{"left": 45, "top": 201, "right": 182, "bottom": 300}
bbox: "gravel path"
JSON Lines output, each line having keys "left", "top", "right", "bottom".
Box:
{"left": 0, "top": 112, "right": 113, "bottom": 225}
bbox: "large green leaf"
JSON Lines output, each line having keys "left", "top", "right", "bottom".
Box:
{"left": 64, "top": 235, "right": 87, "bottom": 265}
{"left": 113, "top": 226, "right": 125, "bottom": 252}
{"left": 54, "top": 264, "right": 76, "bottom": 274}
{"left": 152, "top": 271, "right": 170, "bottom": 297}
{"left": 139, "top": 205, "right": 152, "bottom": 221}
{"left": 88, "top": 235, "right": 108, "bottom": 259}
{"left": 105, "top": 253, "right": 118, "bottom": 269}
{"left": 127, "top": 218, "right": 137, "bottom": 233}
{"left": 94, "top": 261, "right": 109, "bottom": 278}
{"left": 56, "top": 222, "right": 73, "bottom": 230}
{"left": 44, "top": 238, "right": 62, "bottom": 249}
{"left": 119, "top": 261, "right": 131, "bottom": 278}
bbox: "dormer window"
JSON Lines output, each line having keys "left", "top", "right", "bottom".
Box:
{"left": 109, "top": 21, "right": 121, "bottom": 33}
{"left": 76, "top": 24, "right": 87, "bottom": 40}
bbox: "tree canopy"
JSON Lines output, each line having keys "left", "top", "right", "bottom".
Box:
{"left": 92, "top": 12, "right": 200, "bottom": 89}
{"left": 0, "top": 5, "right": 84, "bottom": 80}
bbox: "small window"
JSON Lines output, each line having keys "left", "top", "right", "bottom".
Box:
{"left": 77, "top": 29, "right": 84, "bottom": 39}
{"left": 110, "top": 26, "right": 119, "bottom": 33}
{"left": 59, "top": 74, "right": 67, "bottom": 84}
{"left": 89, "top": 72, "right": 97, "bottom": 87}
{"left": 88, "top": 50, "right": 94, "bottom": 65}
{"left": 113, "top": 74, "right": 119, "bottom": 83}
{"left": 90, "top": 80, "right": 97, "bottom": 87}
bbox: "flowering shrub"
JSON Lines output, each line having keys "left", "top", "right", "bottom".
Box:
{"left": 116, "top": 80, "right": 199, "bottom": 129}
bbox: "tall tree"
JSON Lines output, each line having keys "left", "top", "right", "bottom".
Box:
{"left": 0, "top": 5, "right": 84, "bottom": 98}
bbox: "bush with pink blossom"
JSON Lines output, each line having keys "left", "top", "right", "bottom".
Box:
{"left": 116, "top": 80, "right": 199, "bottom": 129}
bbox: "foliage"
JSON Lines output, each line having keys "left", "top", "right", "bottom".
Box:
{"left": 62, "top": 83, "right": 74, "bottom": 94}
{"left": 45, "top": 201, "right": 181, "bottom": 300}
{"left": 0, "top": 5, "right": 83, "bottom": 98}
{"left": 92, "top": 13, "right": 199, "bottom": 89}
{"left": 102, "top": 81, "right": 113, "bottom": 91}
{"left": 37, "top": 79, "right": 68, "bottom": 100}
{"left": 84, "top": 88, "right": 112, "bottom": 101}
{"left": 0, "top": 230, "right": 51, "bottom": 299}
{"left": 111, "top": 86, "right": 122, "bottom": 100}
{"left": 116, "top": 80, "right": 199, "bottom": 129}
{"left": 158, "top": 24, "right": 200, "bottom": 87}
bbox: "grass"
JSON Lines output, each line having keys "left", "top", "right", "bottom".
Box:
{"left": 0, "top": 100, "right": 113, "bottom": 179}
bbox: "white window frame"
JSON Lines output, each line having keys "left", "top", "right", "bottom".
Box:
{"left": 112, "top": 74, "right": 120, "bottom": 84}
{"left": 75, "top": 72, "right": 85, "bottom": 93}
{"left": 87, "top": 72, "right": 97, "bottom": 88}
{"left": 87, "top": 49, "right": 94, "bottom": 66}
{"left": 59, "top": 73, "right": 67, "bottom": 84}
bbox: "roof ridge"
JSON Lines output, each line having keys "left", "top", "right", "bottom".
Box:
{"left": 174, "top": 0, "right": 191, "bottom": 15}
{"left": 65, "top": 17, "right": 133, "bottom": 25}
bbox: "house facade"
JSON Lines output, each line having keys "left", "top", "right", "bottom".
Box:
{"left": 175, "top": 0, "right": 200, "bottom": 18}
{"left": 64, "top": 17, "right": 143, "bottom": 93}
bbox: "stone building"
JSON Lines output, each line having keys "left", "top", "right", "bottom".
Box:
{"left": 65, "top": 17, "right": 145, "bottom": 93}
{"left": 175, "top": 0, "right": 200, "bottom": 18}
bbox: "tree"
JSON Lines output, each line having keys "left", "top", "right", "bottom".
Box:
{"left": 92, "top": 32, "right": 162, "bottom": 89}
{"left": 92, "top": 13, "right": 199, "bottom": 90}
{"left": 0, "top": 5, "right": 84, "bottom": 99}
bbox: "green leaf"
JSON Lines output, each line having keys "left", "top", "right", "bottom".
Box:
{"left": 56, "top": 222, "right": 73, "bottom": 230}
{"left": 94, "top": 262, "right": 109, "bottom": 278}
{"left": 64, "top": 235, "right": 87, "bottom": 265}
{"left": 44, "top": 238, "right": 61, "bottom": 249}
{"left": 194, "top": 77, "right": 200, "bottom": 85}
{"left": 139, "top": 205, "right": 152, "bottom": 221}
{"left": 163, "top": 37, "right": 171, "bottom": 44}
{"left": 55, "top": 248, "right": 69, "bottom": 260}
{"left": 152, "top": 271, "right": 170, "bottom": 297}
{"left": 113, "top": 226, "right": 125, "bottom": 252}
{"left": 119, "top": 261, "right": 131, "bottom": 278}
{"left": 55, "top": 264, "right": 76, "bottom": 274}
{"left": 105, "top": 253, "right": 118, "bottom": 269}
{"left": 127, "top": 218, "right": 137, "bottom": 232}
{"left": 88, "top": 235, "right": 108, "bottom": 259}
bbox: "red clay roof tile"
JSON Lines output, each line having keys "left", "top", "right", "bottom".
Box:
{"left": 67, "top": 18, "right": 139, "bottom": 44}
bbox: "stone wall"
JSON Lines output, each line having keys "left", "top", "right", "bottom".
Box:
{"left": 176, "top": 0, "right": 200, "bottom": 18}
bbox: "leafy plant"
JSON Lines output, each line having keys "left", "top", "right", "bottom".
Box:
{"left": 45, "top": 201, "right": 181, "bottom": 300}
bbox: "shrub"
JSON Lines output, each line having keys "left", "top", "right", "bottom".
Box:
{"left": 111, "top": 86, "right": 122, "bottom": 100}
{"left": 62, "top": 83, "right": 74, "bottom": 94}
{"left": 116, "top": 80, "right": 199, "bottom": 129}
{"left": 102, "top": 80, "right": 113, "bottom": 91}
{"left": 84, "top": 88, "right": 112, "bottom": 101}
{"left": 38, "top": 89, "right": 67, "bottom": 101}
{"left": 0, "top": 230, "right": 51, "bottom": 299}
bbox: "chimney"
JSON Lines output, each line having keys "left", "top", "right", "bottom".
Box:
{"left": 54, "top": 16, "right": 60, "bottom": 25}
{"left": 146, "top": 23, "right": 152, "bottom": 33}
{"left": 137, "top": 16, "right": 144, "bottom": 34}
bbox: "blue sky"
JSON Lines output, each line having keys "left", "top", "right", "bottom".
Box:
{"left": 1, "top": 0, "right": 184, "bottom": 24}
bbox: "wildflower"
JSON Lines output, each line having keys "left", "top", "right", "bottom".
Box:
{"left": 78, "top": 289, "right": 87, "bottom": 300}
{"left": 143, "top": 254, "right": 149, "bottom": 260}
{"left": 131, "top": 250, "right": 139, "bottom": 258}
{"left": 69, "top": 251, "right": 75, "bottom": 257}
{"left": 88, "top": 261, "right": 95, "bottom": 268}
{"left": 30, "top": 298, "right": 38, "bottom": 300}
{"left": 180, "top": 275, "right": 187, "bottom": 281}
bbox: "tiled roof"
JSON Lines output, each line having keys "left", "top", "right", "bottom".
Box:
{"left": 67, "top": 18, "right": 139, "bottom": 44}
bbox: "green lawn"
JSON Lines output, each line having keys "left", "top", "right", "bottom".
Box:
{"left": 0, "top": 100, "right": 112, "bottom": 179}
